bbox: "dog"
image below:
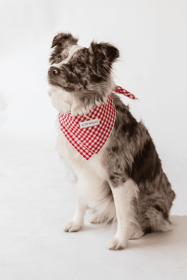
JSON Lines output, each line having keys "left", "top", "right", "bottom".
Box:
{"left": 47, "top": 33, "right": 176, "bottom": 250}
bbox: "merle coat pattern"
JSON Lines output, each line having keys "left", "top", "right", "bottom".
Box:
{"left": 48, "top": 33, "right": 176, "bottom": 250}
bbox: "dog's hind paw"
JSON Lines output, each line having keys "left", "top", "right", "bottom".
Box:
{"left": 105, "top": 237, "right": 128, "bottom": 250}
{"left": 62, "top": 221, "right": 81, "bottom": 232}
{"left": 129, "top": 228, "right": 144, "bottom": 240}
{"left": 89, "top": 213, "right": 104, "bottom": 224}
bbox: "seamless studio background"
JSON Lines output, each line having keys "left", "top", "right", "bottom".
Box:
{"left": 0, "top": 1, "right": 187, "bottom": 279}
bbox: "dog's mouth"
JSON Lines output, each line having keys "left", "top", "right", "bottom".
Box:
{"left": 48, "top": 79, "right": 75, "bottom": 92}
{"left": 48, "top": 80, "right": 59, "bottom": 86}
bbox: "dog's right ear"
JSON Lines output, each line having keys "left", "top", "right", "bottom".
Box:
{"left": 51, "top": 33, "right": 78, "bottom": 49}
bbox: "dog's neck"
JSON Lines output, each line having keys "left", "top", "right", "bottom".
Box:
{"left": 48, "top": 76, "right": 116, "bottom": 116}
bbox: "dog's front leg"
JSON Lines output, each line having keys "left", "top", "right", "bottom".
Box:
{"left": 62, "top": 195, "right": 87, "bottom": 232}
{"left": 106, "top": 179, "right": 138, "bottom": 250}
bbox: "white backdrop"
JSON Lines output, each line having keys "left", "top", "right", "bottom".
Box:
{"left": 1, "top": 0, "right": 187, "bottom": 213}
{"left": 0, "top": 0, "right": 187, "bottom": 211}
{"left": 0, "top": 1, "right": 187, "bottom": 279}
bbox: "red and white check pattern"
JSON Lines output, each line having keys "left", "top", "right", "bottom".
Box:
{"left": 59, "top": 94, "right": 115, "bottom": 160}
{"left": 59, "top": 87, "right": 137, "bottom": 160}
{"left": 114, "top": 86, "right": 138, "bottom": 100}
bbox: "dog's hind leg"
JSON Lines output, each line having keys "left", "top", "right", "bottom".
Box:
{"left": 137, "top": 173, "right": 176, "bottom": 235}
{"left": 143, "top": 206, "right": 174, "bottom": 234}
{"left": 62, "top": 195, "right": 87, "bottom": 232}
{"left": 129, "top": 223, "right": 144, "bottom": 240}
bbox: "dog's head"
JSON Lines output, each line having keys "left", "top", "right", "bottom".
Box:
{"left": 48, "top": 33, "right": 119, "bottom": 114}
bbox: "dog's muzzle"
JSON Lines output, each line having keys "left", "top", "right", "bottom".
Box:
{"left": 48, "top": 66, "right": 60, "bottom": 77}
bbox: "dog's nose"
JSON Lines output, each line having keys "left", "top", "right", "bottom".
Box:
{"left": 48, "top": 66, "right": 60, "bottom": 76}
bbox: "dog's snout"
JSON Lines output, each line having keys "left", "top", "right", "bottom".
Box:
{"left": 48, "top": 66, "right": 60, "bottom": 76}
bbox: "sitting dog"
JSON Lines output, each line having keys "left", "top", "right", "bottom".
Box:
{"left": 47, "top": 33, "right": 176, "bottom": 250}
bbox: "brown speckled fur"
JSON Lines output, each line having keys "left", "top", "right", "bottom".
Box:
{"left": 48, "top": 32, "right": 176, "bottom": 236}
{"left": 107, "top": 93, "right": 176, "bottom": 233}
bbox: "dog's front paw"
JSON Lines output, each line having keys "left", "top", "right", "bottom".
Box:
{"left": 62, "top": 221, "right": 81, "bottom": 232}
{"left": 105, "top": 237, "right": 128, "bottom": 250}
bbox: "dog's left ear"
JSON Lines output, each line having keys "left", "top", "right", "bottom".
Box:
{"left": 51, "top": 33, "right": 78, "bottom": 49}
{"left": 89, "top": 42, "right": 119, "bottom": 63}
{"left": 89, "top": 42, "right": 119, "bottom": 77}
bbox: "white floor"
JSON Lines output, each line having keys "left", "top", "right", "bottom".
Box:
{"left": 0, "top": 133, "right": 187, "bottom": 280}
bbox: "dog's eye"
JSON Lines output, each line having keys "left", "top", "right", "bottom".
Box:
{"left": 76, "top": 61, "right": 85, "bottom": 69}
{"left": 57, "top": 56, "right": 62, "bottom": 62}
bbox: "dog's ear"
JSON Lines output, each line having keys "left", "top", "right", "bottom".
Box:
{"left": 89, "top": 41, "right": 119, "bottom": 77}
{"left": 51, "top": 33, "right": 78, "bottom": 49}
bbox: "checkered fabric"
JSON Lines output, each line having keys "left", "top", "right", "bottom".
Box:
{"left": 114, "top": 86, "right": 138, "bottom": 100}
{"left": 59, "top": 87, "right": 137, "bottom": 160}
{"left": 59, "top": 94, "right": 115, "bottom": 160}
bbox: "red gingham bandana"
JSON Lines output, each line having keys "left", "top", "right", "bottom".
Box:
{"left": 114, "top": 86, "right": 138, "bottom": 100}
{"left": 59, "top": 87, "right": 137, "bottom": 160}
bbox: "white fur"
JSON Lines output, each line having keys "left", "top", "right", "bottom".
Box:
{"left": 106, "top": 180, "right": 139, "bottom": 250}
{"left": 48, "top": 46, "right": 140, "bottom": 250}
{"left": 62, "top": 195, "right": 87, "bottom": 232}
{"left": 52, "top": 45, "right": 84, "bottom": 67}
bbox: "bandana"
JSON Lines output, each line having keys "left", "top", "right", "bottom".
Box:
{"left": 113, "top": 86, "right": 138, "bottom": 100}
{"left": 59, "top": 86, "right": 137, "bottom": 160}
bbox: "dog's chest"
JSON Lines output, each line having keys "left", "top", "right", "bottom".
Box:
{"left": 57, "top": 127, "right": 109, "bottom": 179}
{"left": 57, "top": 129, "right": 111, "bottom": 207}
